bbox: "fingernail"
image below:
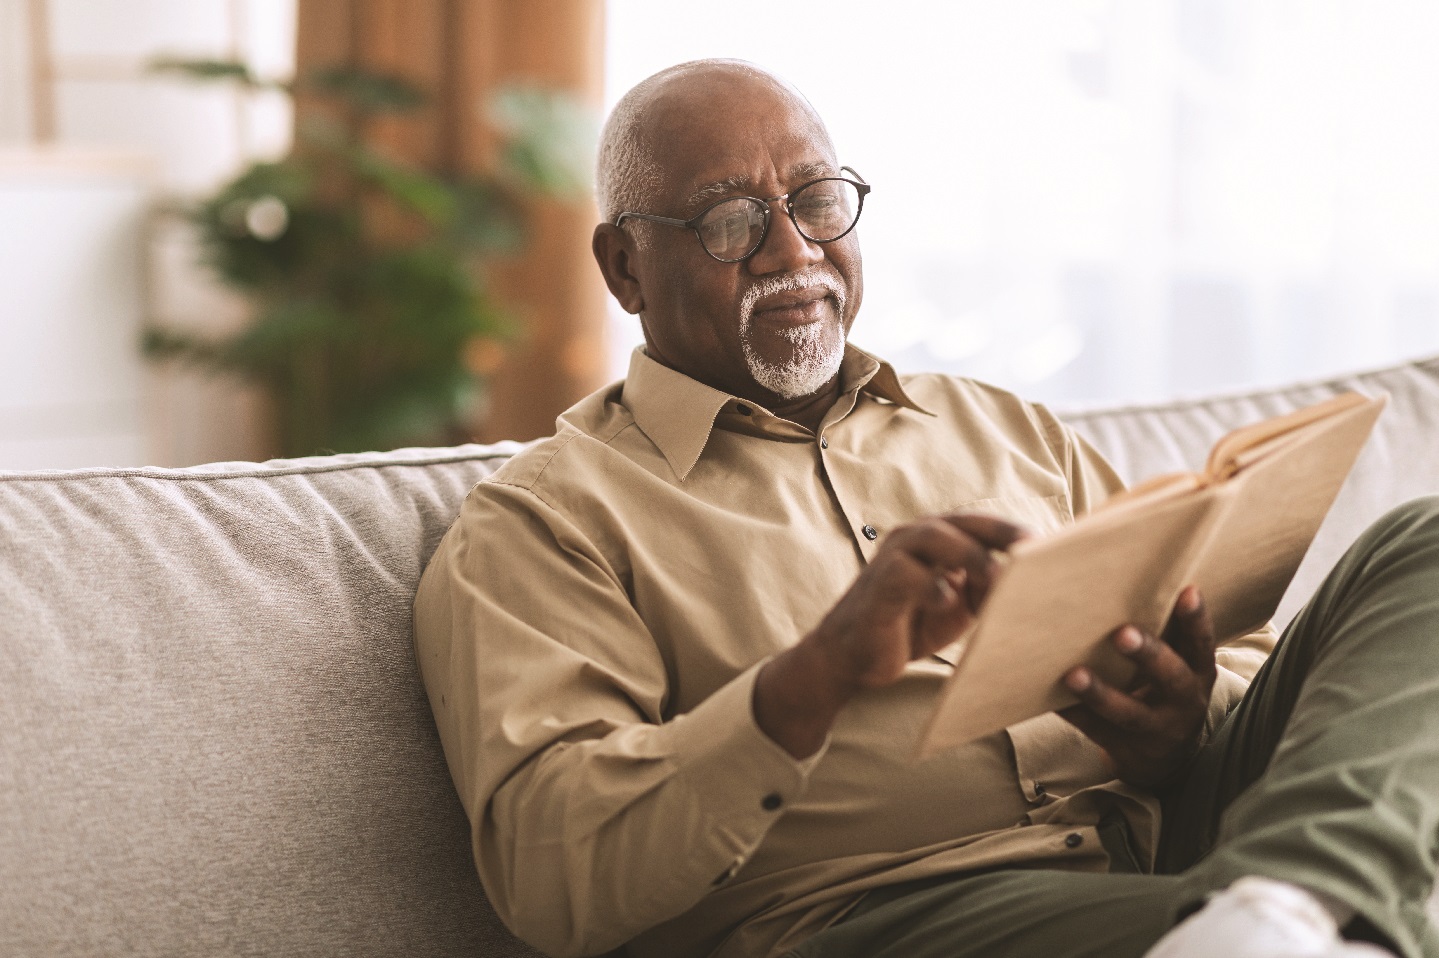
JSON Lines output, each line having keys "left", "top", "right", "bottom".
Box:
{"left": 1178, "top": 587, "right": 1200, "bottom": 613}
{"left": 1116, "top": 627, "right": 1143, "bottom": 653}
{"left": 1065, "top": 669, "right": 1091, "bottom": 693}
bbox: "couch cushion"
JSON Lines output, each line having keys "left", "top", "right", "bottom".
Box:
{"left": 0, "top": 444, "right": 543, "bottom": 958}
{"left": 1062, "top": 354, "right": 1439, "bottom": 628}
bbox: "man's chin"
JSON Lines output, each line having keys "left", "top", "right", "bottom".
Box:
{"left": 743, "top": 324, "right": 846, "bottom": 401}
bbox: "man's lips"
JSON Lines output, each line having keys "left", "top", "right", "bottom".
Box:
{"left": 750, "top": 288, "right": 834, "bottom": 326}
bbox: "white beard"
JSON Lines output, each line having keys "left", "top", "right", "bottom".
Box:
{"left": 738, "top": 267, "right": 847, "bottom": 400}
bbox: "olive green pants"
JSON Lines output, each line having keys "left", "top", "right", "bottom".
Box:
{"left": 788, "top": 498, "right": 1439, "bottom": 958}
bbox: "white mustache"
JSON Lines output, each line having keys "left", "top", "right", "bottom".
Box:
{"left": 739, "top": 267, "right": 846, "bottom": 327}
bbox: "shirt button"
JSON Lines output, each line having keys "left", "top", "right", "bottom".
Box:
{"left": 761, "top": 793, "right": 783, "bottom": 811}
{"left": 862, "top": 524, "right": 878, "bottom": 541}
{"left": 735, "top": 403, "right": 752, "bottom": 416}
{"left": 1065, "top": 832, "right": 1084, "bottom": 849}
{"left": 819, "top": 436, "right": 828, "bottom": 449}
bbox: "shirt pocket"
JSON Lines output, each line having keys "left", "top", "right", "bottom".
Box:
{"left": 938, "top": 493, "right": 1072, "bottom": 534}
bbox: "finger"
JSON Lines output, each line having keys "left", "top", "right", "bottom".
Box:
{"left": 886, "top": 518, "right": 987, "bottom": 568}
{"left": 1054, "top": 704, "right": 1123, "bottom": 772}
{"left": 1062, "top": 666, "right": 1154, "bottom": 734}
{"left": 1112, "top": 625, "right": 1201, "bottom": 702}
{"left": 1164, "top": 586, "right": 1218, "bottom": 681}
{"left": 1059, "top": 699, "right": 1122, "bottom": 747}
{"left": 928, "top": 569, "right": 968, "bottom": 612}
{"left": 887, "top": 519, "right": 998, "bottom": 604}
{"left": 918, "top": 569, "right": 962, "bottom": 623}
{"left": 940, "top": 513, "right": 1031, "bottom": 552}
{"left": 914, "top": 572, "right": 976, "bottom": 657}
{"left": 944, "top": 514, "right": 1030, "bottom": 608}
{"left": 920, "top": 569, "right": 974, "bottom": 619}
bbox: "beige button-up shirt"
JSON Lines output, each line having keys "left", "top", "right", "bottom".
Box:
{"left": 413, "top": 346, "right": 1275, "bottom": 958}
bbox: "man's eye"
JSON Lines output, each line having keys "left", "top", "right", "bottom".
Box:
{"left": 701, "top": 212, "right": 746, "bottom": 239}
{"left": 699, "top": 202, "right": 760, "bottom": 246}
{"left": 796, "top": 194, "right": 839, "bottom": 212}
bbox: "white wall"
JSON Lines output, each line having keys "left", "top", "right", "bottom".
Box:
{"left": 0, "top": 1, "right": 30, "bottom": 142}
{"left": 0, "top": 152, "right": 150, "bottom": 468}
{"left": 0, "top": 0, "right": 295, "bottom": 469}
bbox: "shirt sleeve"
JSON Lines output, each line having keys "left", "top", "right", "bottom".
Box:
{"left": 1028, "top": 401, "right": 1129, "bottom": 519}
{"left": 1204, "top": 621, "right": 1279, "bottom": 730}
{"left": 412, "top": 479, "right": 825, "bottom": 958}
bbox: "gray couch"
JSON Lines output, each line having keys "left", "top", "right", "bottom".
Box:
{"left": 3, "top": 356, "right": 1438, "bottom": 957}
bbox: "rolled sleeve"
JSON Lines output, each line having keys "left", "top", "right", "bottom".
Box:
{"left": 1206, "top": 623, "right": 1279, "bottom": 732}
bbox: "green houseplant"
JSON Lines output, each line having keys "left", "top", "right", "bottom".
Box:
{"left": 145, "top": 59, "right": 589, "bottom": 456}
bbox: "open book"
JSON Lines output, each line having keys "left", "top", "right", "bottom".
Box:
{"left": 917, "top": 391, "right": 1387, "bottom": 758}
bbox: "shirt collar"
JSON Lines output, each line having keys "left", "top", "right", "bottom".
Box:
{"left": 622, "top": 345, "right": 932, "bottom": 482}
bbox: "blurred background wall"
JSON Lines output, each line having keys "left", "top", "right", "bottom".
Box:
{"left": 0, "top": 0, "right": 606, "bottom": 469}
{"left": 1, "top": 0, "right": 296, "bottom": 468}
{"left": 605, "top": 0, "right": 1439, "bottom": 409}
{"left": 3, "top": 0, "right": 1438, "bottom": 470}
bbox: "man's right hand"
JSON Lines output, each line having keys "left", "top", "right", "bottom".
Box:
{"left": 753, "top": 514, "right": 1029, "bottom": 758}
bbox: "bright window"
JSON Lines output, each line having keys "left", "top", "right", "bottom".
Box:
{"left": 604, "top": 0, "right": 1439, "bottom": 406}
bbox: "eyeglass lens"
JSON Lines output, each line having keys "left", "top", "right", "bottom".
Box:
{"left": 696, "top": 179, "right": 861, "bottom": 261}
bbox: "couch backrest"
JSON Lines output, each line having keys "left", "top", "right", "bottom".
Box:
{"left": 0, "top": 444, "right": 544, "bottom": 958}
{"left": 1064, "top": 354, "right": 1439, "bottom": 627}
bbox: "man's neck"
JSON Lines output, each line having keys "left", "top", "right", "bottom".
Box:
{"left": 763, "top": 376, "right": 843, "bottom": 434}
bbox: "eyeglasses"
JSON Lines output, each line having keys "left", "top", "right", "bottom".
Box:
{"left": 613, "top": 166, "right": 871, "bottom": 263}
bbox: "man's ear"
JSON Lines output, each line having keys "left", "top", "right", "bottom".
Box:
{"left": 592, "top": 224, "right": 645, "bottom": 315}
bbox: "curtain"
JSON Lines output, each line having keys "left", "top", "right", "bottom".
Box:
{"left": 295, "top": 0, "right": 609, "bottom": 441}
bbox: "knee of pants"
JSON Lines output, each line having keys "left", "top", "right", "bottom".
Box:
{"left": 1360, "top": 496, "right": 1439, "bottom": 555}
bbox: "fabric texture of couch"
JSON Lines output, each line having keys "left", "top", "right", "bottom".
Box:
{"left": 2, "top": 356, "right": 1437, "bottom": 957}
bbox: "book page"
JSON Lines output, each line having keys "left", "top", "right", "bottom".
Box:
{"left": 1182, "top": 394, "right": 1387, "bottom": 642}
{"left": 1204, "top": 392, "right": 1372, "bottom": 480}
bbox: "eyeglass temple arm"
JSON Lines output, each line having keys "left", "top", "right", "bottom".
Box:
{"left": 613, "top": 211, "right": 692, "bottom": 228}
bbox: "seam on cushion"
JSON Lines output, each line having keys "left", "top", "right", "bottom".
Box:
{"left": 0, "top": 448, "right": 521, "bottom": 485}
{"left": 1057, "top": 354, "right": 1439, "bottom": 421}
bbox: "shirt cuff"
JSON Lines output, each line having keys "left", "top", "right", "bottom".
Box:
{"left": 1205, "top": 663, "right": 1250, "bottom": 736}
{"left": 656, "top": 660, "right": 828, "bottom": 868}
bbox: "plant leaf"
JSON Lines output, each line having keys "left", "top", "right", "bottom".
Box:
{"left": 148, "top": 57, "right": 272, "bottom": 89}
{"left": 301, "top": 65, "right": 428, "bottom": 114}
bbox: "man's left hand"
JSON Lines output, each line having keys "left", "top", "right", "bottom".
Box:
{"left": 1058, "top": 586, "right": 1217, "bottom": 789}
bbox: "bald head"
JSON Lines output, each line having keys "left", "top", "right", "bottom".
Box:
{"left": 595, "top": 60, "right": 835, "bottom": 225}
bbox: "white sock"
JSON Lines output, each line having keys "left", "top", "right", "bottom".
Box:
{"left": 1145, "top": 876, "right": 1391, "bottom": 958}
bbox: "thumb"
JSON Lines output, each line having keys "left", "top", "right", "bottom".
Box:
{"left": 915, "top": 570, "right": 974, "bottom": 657}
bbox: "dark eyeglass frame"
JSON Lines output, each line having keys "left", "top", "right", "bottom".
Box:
{"left": 612, "top": 165, "right": 871, "bottom": 263}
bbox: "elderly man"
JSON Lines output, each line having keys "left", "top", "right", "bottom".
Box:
{"left": 414, "top": 60, "right": 1439, "bottom": 958}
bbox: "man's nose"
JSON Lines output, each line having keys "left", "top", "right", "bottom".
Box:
{"left": 746, "top": 204, "right": 824, "bottom": 275}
